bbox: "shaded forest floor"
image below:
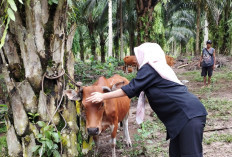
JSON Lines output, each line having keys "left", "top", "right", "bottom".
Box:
{"left": 90, "top": 57, "right": 232, "bottom": 157}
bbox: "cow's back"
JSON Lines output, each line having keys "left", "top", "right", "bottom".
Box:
{"left": 107, "top": 75, "right": 131, "bottom": 122}
{"left": 93, "top": 76, "right": 110, "bottom": 87}
{"left": 107, "top": 74, "right": 129, "bottom": 89}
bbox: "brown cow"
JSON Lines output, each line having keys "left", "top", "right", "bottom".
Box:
{"left": 119, "top": 66, "right": 133, "bottom": 73}
{"left": 64, "top": 75, "right": 131, "bottom": 157}
{"left": 122, "top": 66, "right": 133, "bottom": 73}
{"left": 165, "top": 55, "right": 175, "bottom": 67}
{"left": 123, "top": 56, "right": 138, "bottom": 73}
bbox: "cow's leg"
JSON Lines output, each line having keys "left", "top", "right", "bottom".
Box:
{"left": 110, "top": 122, "right": 118, "bottom": 157}
{"left": 126, "top": 65, "right": 128, "bottom": 73}
{"left": 93, "top": 135, "right": 99, "bottom": 156}
{"left": 122, "top": 113, "right": 132, "bottom": 147}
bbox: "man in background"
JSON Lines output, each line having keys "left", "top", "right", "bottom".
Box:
{"left": 198, "top": 40, "right": 216, "bottom": 86}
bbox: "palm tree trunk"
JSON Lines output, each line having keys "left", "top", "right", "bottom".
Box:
{"left": 129, "top": 32, "right": 135, "bottom": 55}
{"left": 180, "top": 43, "right": 182, "bottom": 55}
{"left": 91, "top": 38, "right": 97, "bottom": 60}
{"left": 172, "top": 41, "right": 174, "bottom": 55}
{"left": 0, "top": 1, "right": 89, "bottom": 156}
{"left": 196, "top": 0, "right": 201, "bottom": 55}
{"left": 203, "top": 12, "right": 209, "bottom": 48}
{"left": 220, "top": 0, "right": 230, "bottom": 55}
{"left": 230, "top": 41, "right": 232, "bottom": 55}
{"left": 174, "top": 41, "right": 177, "bottom": 56}
{"left": 79, "top": 29, "right": 85, "bottom": 61}
{"left": 100, "top": 33, "right": 106, "bottom": 63}
{"left": 108, "top": 0, "right": 113, "bottom": 57}
{"left": 136, "top": 0, "right": 159, "bottom": 44}
{"left": 88, "top": 25, "right": 97, "bottom": 60}
{"left": 120, "top": 0, "right": 124, "bottom": 60}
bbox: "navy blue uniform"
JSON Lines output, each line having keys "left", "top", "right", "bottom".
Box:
{"left": 121, "top": 64, "right": 207, "bottom": 157}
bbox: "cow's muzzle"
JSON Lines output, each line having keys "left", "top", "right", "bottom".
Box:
{"left": 87, "top": 127, "right": 99, "bottom": 135}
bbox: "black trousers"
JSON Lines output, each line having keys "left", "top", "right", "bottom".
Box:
{"left": 169, "top": 116, "right": 206, "bottom": 157}
{"left": 201, "top": 66, "right": 213, "bottom": 77}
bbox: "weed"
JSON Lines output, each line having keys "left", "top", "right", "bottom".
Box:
{"left": 204, "top": 133, "right": 232, "bottom": 145}
{"left": 28, "top": 112, "right": 40, "bottom": 124}
{"left": 0, "top": 136, "right": 7, "bottom": 155}
{"left": 33, "top": 121, "right": 61, "bottom": 157}
{"left": 201, "top": 98, "right": 232, "bottom": 119}
{"left": 0, "top": 125, "right": 6, "bottom": 134}
{"left": 124, "top": 120, "right": 168, "bottom": 156}
{"left": 0, "top": 104, "right": 7, "bottom": 122}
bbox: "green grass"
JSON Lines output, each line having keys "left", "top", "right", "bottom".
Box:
{"left": 179, "top": 68, "right": 232, "bottom": 84}
{"left": 213, "top": 68, "right": 232, "bottom": 80}
{"left": 0, "top": 125, "right": 6, "bottom": 134}
{"left": 204, "top": 133, "right": 232, "bottom": 145}
{"left": 122, "top": 119, "right": 168, "bottom": 157}
{"left": 0, "top": 124, "right": 7, "bottom": 155}
{"left": 0, "top": 135, "right": 7, "bottom": 155}
{"left": 181, "top": 70, "right": 199, "bottom": 76}
{"left": 202, "top": 98, "right": 232, "bottom": 111}
{"left": 201, "top": 98, "right": 232, "bottom": 119}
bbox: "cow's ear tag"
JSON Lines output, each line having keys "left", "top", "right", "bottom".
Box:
{"left": 64, "top": 89, "right": 80, "bottom": 101}
{"left": 112, "top": 81, "right": 124, "bottom": 91}
{"left": 102, "top": 86, "right": 111, "bottom": 93}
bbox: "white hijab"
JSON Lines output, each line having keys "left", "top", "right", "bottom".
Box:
{"left": 134, "top": 43, "right": 183, "bottom": 124}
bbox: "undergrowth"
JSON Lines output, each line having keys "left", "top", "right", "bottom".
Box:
{"left": 74, "top": 57, "right": 136, "bottom": 84}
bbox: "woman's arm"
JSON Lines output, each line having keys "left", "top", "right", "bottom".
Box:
{"left": 86, "top": 64, "right": 157, "bottom": 103}
{"left": 86, "top": 89, "right": 126, "bottom": 103}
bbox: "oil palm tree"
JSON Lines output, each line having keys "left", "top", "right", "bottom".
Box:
{"left": 165, "top": 0, "right": 195, "bottom": 55}
{"left": 108, "top": 0, "right": 113, "bottom": 57}
{"left": 0, "top": 0, "right": 89, "bottom": 156}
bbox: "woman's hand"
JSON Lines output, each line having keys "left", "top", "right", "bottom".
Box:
{"left": 85, "top": 89, "right": 126, "bottom": 104}
{"left": 86, "top": 92, "right": 104, "bottom": 103}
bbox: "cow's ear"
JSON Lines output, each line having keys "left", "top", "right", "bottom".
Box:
{"left": 102, "top": 86, "right": 111, "bottom": 93}
{"left": 64, "top": 89, "right": 81, "bottom": 101}
{"left": 112, "top": 81, "right": 124, "bottom": 91}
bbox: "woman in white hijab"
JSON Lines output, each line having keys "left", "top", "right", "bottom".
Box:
{"left": 87, "top": 43, "right": 207, "bottom": 157}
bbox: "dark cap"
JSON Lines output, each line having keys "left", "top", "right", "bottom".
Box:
{"left": 206, "top": 40, "right": 212, "bottom": 44}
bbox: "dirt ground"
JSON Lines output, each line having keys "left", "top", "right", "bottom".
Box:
{"left": 90, "top": 57, "right": 232, "bottom": 157}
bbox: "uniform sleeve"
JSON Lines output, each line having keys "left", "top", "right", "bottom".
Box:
{"left": 121, "top": 64, "right": 158, "bottom": 98}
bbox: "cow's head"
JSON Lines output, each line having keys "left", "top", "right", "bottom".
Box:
{"left": 82, "top": 85, "right": 111, "bottom": 135}
{"left": 64, "top": 81, "right": 124, "bottom": 136}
